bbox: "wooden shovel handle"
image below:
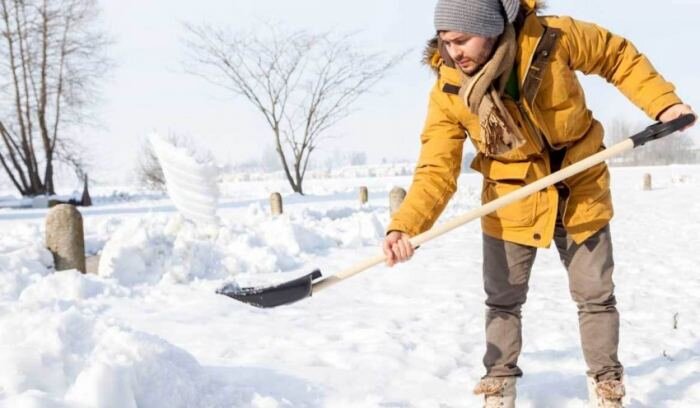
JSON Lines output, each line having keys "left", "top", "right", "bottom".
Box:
{"left": 313, "top": 114, "right": 695, "bottom": 294}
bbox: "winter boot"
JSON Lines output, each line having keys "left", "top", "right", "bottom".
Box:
{"left": 473, "top": 376, "right": 516, "bottom": 408}
{"left": 587, "top": 376, "right": 625, "bottom": 408}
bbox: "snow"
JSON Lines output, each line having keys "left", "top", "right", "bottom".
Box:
{"left": 0, "top": 164, "right": 699, "bottom": 407}
{"left": 150, "top": 133, "right": 220, "bottom": 226}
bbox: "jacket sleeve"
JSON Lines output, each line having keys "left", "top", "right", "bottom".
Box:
{"left": 557, "top": 16, "right": 683, "bottom": 120}
{"left": 386, "top": 83, "right": 466, "bottom": 237}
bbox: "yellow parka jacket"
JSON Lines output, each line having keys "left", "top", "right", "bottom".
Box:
{"left": 387, "top": 0, "right": 683, "bottom": 248}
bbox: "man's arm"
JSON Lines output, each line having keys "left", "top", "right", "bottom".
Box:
{"left": 556, "top": 16, "right": 685, "bottom": 121}
{"left": 386, "top": 83, "right": 466, "bottom": 237}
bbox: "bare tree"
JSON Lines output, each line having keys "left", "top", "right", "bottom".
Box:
{"left": 137, "top": 136, "right": 166, "bottom": 191}
{"left": 55, "top": 136, "right": 89, "bottom": 181}
{"left": 183, "top": 23, "right": 406, "bottom": 195}
{"left": 0, "top": 0, "right": 111, "bottom": 196}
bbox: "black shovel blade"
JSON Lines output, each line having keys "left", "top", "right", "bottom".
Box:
{"left": 216, "top": 269, "right": 323, "bottom": 308}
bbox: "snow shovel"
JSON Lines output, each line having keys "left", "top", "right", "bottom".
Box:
{"left": 217, "top": 113, "right": 696, "bottom": 308}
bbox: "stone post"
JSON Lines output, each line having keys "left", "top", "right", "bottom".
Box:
{"left": 270, "top": 192, "right": 283, "bottom": 216}
{"left": 45, "top": 204, "right": 86, "bottom": 273}
{"left": 359, "top": 186, "right": 368, "bottom": 205}
{"left": 389, "top": 187, "right": 407, "bottom": 216}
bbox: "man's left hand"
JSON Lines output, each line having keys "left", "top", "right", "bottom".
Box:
{"left": 658, "top": 103, "right": 697, "bottom": 132}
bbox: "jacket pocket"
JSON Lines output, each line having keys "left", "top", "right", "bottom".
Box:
{"left": 566, "top": 162, "right": 613, "bottom": 228}
{"left": 479, "top": 159, "right": 538, "bottom": 227}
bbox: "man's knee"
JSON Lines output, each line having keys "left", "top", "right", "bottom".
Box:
{"left": 485, "top": 285, "right": 529, "bottom": 315}
{"left": 571, "top": 286, "right": 617, "bottom": 313}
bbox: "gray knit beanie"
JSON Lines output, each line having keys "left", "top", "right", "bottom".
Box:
{"left": 434, "top": 0, "right": 520, "bottom": 37}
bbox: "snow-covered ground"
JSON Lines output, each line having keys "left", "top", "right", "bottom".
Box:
{"left": 0, "top": 164, "right": 699, "bottom": 407}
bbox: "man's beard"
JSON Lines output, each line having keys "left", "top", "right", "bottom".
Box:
{"left": 460, "top": 38, "right": 498, "bottom": 75}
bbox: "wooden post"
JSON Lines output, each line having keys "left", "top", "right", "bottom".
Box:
{"left": 270, "top": 192, "right": 283, "bottom": 216}
{"left": 45, "top": 204, "right": 86, "bottom": 273}
{"left": 643, "top": 173, "right": 652, "bottom": 191}
{"left": 359, "top": 186, "right": 368, "bottom": 205}
{"left": 389, "top": 187, "right": 407, "bottom": 216}
{"left": 81, "top": 174, "right": 92, "bottom": 206}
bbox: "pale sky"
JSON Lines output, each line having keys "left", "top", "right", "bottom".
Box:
{"left": 23, "top": 0, "right": 700, "bottom": 187}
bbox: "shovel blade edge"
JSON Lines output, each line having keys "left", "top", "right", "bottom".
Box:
{"left": 217, "top": 269, "right": 322, "bottom": 308}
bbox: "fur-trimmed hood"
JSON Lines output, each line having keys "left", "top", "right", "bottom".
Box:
{"left": 422, "top": 0, "right": 546, "bottom": 71}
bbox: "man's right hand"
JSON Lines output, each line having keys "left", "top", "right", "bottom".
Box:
{"left": 382, "top": 231, "right": 415, "bottom": 267}
{"left": 658, "top": 103, "right": 697, "bottom": 131}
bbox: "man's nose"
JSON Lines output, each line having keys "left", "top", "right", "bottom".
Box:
{"left": 448, "top": 45, "right": 462, "bottom": 60}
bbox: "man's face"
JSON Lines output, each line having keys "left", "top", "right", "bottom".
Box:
{"left": 438, "top": 31, "right": 497, "bottom": 75}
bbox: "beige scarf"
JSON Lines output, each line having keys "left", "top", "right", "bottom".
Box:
{"left": 457, "top": 25, "right": 525, "bottom": 156}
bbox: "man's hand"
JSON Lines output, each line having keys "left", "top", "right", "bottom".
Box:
{"left": 658, "top": 103, "right": 697, "bottom": 131}
{"left": 382, "top": 231, "right": 415, "bottom": 267}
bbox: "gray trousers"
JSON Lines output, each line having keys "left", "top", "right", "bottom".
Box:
{"left": 481, "top": 207, "right": 623, "bottom": 381}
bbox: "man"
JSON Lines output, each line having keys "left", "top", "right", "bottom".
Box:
{"left": 381, "top": 0, "right": 695, "bottom": 407}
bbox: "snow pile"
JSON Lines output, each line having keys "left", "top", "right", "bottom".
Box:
{"left": 0, "top": 224, "right": 54, "bottom": 301}
{"left": 19, "top": 269, "right": 128, "bottom": 304}
{"left": 65, "top": 323, "right": 204, "bottom": 408}
{"left": 299, "top": 206, "right": 385, "bottom": 247}
{"left": 0, "top": 306, "right": 207, "bottom": 408}
{"left": 98, "top": 215, "right": 227, "bottom": 286}
{"left": 98, "top": 203, "right": 385, "bottom": 288}
{"left": 84, "top": 217, "right": 126, "bottom": 256}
